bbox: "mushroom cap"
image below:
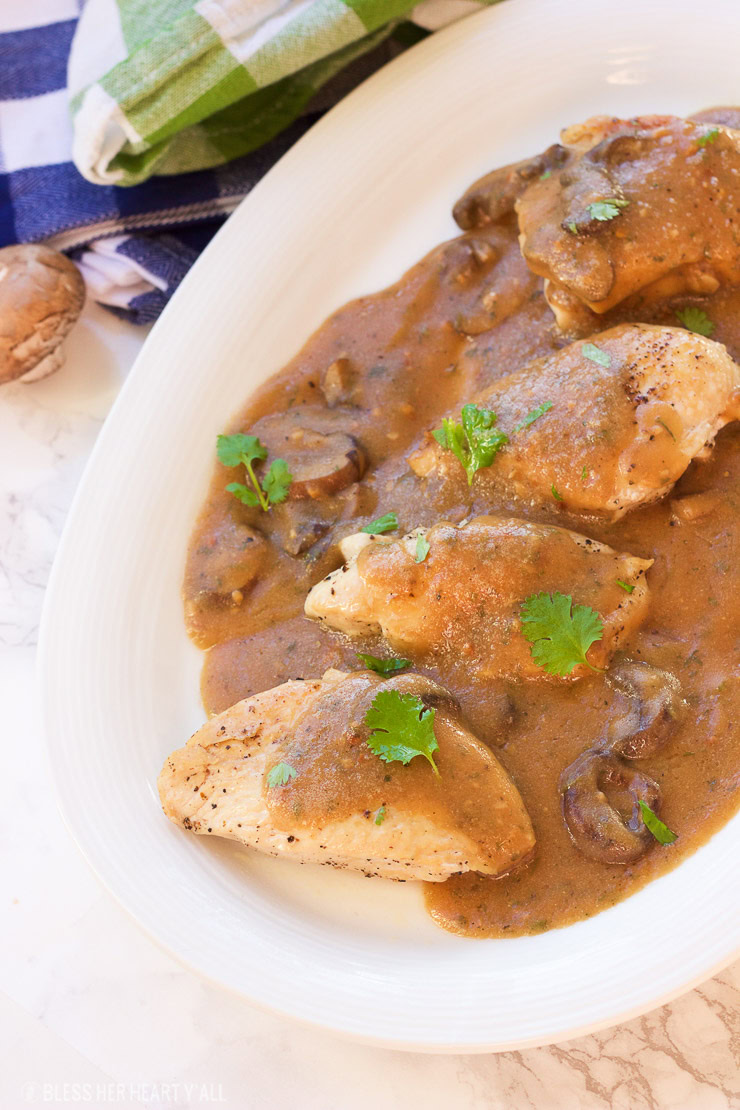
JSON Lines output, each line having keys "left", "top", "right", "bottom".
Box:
{"left": 0, "top": 244, "right": 85, "bottom": 384}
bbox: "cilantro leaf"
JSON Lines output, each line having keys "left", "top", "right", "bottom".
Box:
{"left": 362, "top": 512, "right": 398, "bottom": 535}
{"left": 356, "top": 653, "right": 411, "bottom": 676}
{"left": 262, "top": 458, "right": 292, "bottom": 505}
{"left": 434, "top": 404, "right": 508, "bottom": 485}
{"left": 512, "top": 400, "right": 553, "bottom": 434}
{"left": 675, "top": 306, "right": 715, "bottom": 337}
{"left": 581, "top": 343, "right": 611, "bottom": 368}
{"left": 415, "top": 534, "right": 430, "bottom": 563}
{"left": 374, "top": 805, "right": 387, "bottom": 825}
{"left": 520, "top": 591, "right": 604, "bottom": 676}
{"left": 616, "top": 578, "right": 635, "bottom": 594}
{"left": 217, "top": 433, "right": 267, "bottom": 468}
{"left": 540, "top": 169, "right": 552, "bottom": 180}
{"left": 638, "top": 800, "right": 678, "bottom": 845}
{"left": 365, "top": 690, "right": 440, "bottom": 775}
{"left": 696, "top": 127, "right": 719, "bottom": 148}
{"left": 218, "top": 433, "right": 291, "bottom": 512}
{"left": 588, "top": 198, "right": 629, "bottom": 221}
{"left": 266, "top": 761, "right": 297, "bottom": 788}
{"left": 551, "top": 484, "right": 563, "bottom": 502}
{"left": 225, "top": 481, "right": 260, "bottom": 507}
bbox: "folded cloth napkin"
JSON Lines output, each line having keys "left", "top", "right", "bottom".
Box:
{"left": 0, "top": 0, "right": 499, "bottom": 322}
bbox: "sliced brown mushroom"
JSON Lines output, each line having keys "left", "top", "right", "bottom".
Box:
{"left": 271, "top": 481, "right": 363, "bottom": 556}
{"left": 253, "top": 413, "right": 365, "bottom": 500}
{"left": 183, "top": 514, "right": 267, "bottom": 601}
{"left": 320, "top": 357, "right": 355, "bottom": 407}
{"left": 453, "top": 144, "right": 569, "bottom": 229}
{"left": 606, "top": 660, "right": 686, "bottom": 759}
{"left": 561, "top": 749, "right": 660, "bottom": 864}
{"left": 0, "top": 245, "right": 85, "bottom": 384}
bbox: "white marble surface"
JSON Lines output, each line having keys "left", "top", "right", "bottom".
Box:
{"left": 1, "top": 301, "right": 738, "bottom": 1110}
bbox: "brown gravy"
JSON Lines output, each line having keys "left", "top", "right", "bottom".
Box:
{"left": 184, "top": 160, "right": 740, "bottom": 937}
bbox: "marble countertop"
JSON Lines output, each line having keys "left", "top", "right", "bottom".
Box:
{"left": 1, "top": 301, "right": 738, "bottom": 1110}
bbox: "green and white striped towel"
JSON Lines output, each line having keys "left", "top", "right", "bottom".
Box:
{"left": 69, "top": 0, "right": 501, "bottom": 186}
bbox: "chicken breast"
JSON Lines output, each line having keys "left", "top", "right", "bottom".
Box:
{"left": 513, "top": 115, "right": 740, "bottom": 329}
{"left": 158, "top": 669, "right": 535, "bottom": 882}
{"left": 409, "top": 324, "right": 740, "bottom": 518}
{"left": 305, "top": 517, "right": 651, "bottom": 681}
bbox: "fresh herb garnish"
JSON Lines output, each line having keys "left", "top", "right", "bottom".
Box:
{"left": 616, "top": 578, "right": 635, "bottom": 594}
{"left": 696, "top": 127, "right": 719, "bottom": 148}
{"left": 540, "top": 169, "right": 552, "bottom": 180}
{"left": 581, "top": 342, "right": 611, "bottom": 368}
{"left": 365, "top": 690, "right": 440, "bottom": 776}
{"left": 675, "top": 306, "right": 715, "bottom": 337}
{"left": 218, "top": 433, "right": 292, "bottom": 512}
{"left": 433, "top": 403, "right": 508, "bottom": 485}
{"left": 512, "top": 401, "right": 554, "bottom": 434}
{"left": 415, "top": 534, "right": 430, "bottom": 563}
{"left": 356, "top": 653, "right": 411, "bottom": 676}
{"left": 551, "top": 484, "right": 563, "bottom": 502}
{"left": 581, "top": 465, "right": 589, "bottom": 483}
{"left": 362, "top": 512, "right": 398, "bottom": 535}
{"left": 520, "top": 591, "right": 604, "bottom": 676}
{"left": 638, "top": 800, "right": 678, "bottom": 845}
{"left": 567, "top": 222, "right": 578, "bottom": 235}
{"left": 374, "top": 805, "right": 387, "bottom": 825}
{"left": 656, "top": 417, "right": 677, "bottom": 441}
{"left": 266, "top": 762, "right": 297, "bottom": 788}
{"left": 588, "top": 198, "right": 630, "bottom": 222}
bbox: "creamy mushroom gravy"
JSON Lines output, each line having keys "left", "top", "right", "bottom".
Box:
{"left": 184, "top": 124, "right": 740, "bottom": 938}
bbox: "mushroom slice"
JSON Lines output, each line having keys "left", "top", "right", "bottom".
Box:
{"left": 305, "top": 516, "right": 652, "bottom": 682}
{"left": 158, "top": 668, "right": 535, "bottom": 882}
{"left": 183, "top": 513, "right": 266, "bottom": 600}
{"left": 561, "top": 749, "right": 660, "bottom": 864}
{"left": 252, "top": 413, "right": 365, "bottom": 500}
{"left": 606, "top": 660, "right": 686, "bottom": 759}
{"left": 0, "top": 245, "right": 85, "bottom": 384}
{"left": 453, "top": 143, "right": 569, "bottom": 229}
{"left": 320, "top": 357, "right": 355, "bottom": 407}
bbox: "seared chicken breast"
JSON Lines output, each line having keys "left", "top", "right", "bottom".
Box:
{"left": 514, "top": 115, "right": 740, "bottom": 328}
{"left": 305, "top": 517, "right": 651, "bottom": 681}
{"left": 158, "top": 669, "right": 535, "bottom": 882}
{"left": 409, "top": 324, "right": 740, "bottom": 518}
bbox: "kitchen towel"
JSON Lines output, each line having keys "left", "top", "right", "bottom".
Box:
{"left": 0, "top": 0, "right": 499, "bottom": 321}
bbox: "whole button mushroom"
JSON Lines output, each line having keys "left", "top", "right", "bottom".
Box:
{"left": 0, "top": 244, "right": 85, "bottom": 384}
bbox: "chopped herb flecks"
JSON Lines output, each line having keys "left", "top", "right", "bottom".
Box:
{"left": 266, "top": 762, "right": 297, "bottom": 788}
{"left": 581, "top": 343, "right": 611, "bottom": 368}
{"left": 357, "top": 654, "right": 411, "bottom": 676}
{"left": 415, "top": 534, "right": 430, "bottom": 563}
{"left": 639, "top": 800, "right": 677, "bottom": 845}
{"left": 513, "top": 401, "right": 553, "bottom": 434}
{"left": 588, "top": 198, "right": 629, "bottom": 221}
{"left": 362, "top": 512, "right": 398, "bottom": 535}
